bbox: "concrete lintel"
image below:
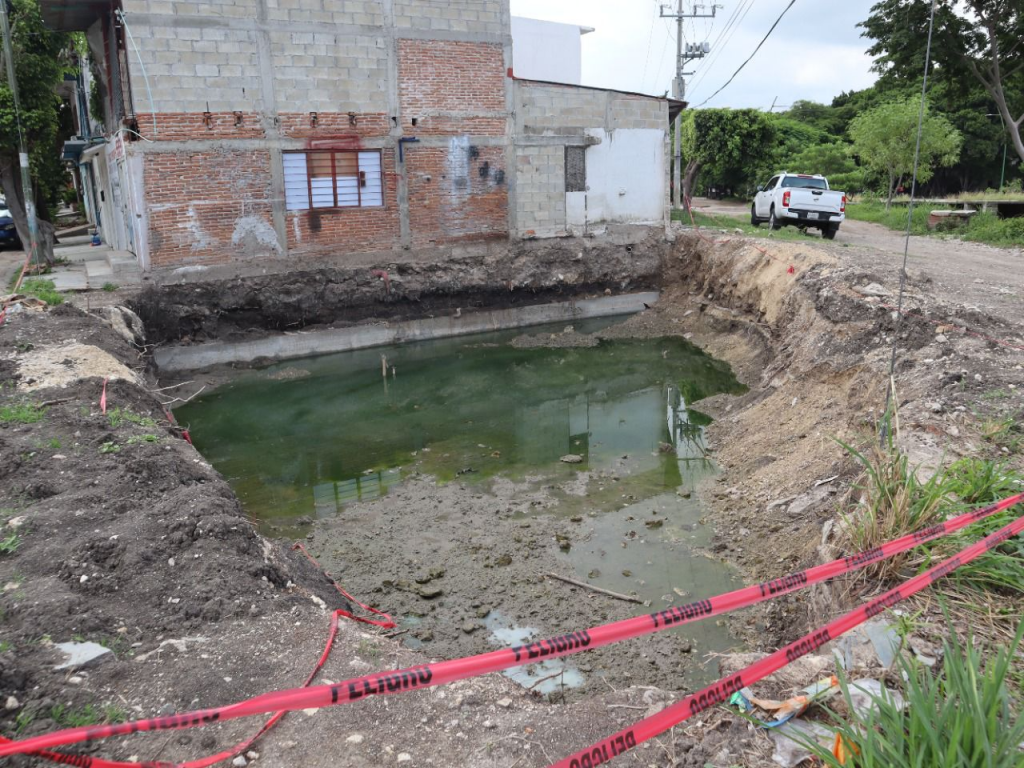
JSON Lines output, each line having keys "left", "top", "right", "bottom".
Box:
{"left": 514, "top": 136, "right": 596, "bottom": 147}
{"left": 153, "top": 291, "right": 659, "bottom": 372}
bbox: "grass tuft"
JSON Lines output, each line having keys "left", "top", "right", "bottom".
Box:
{"left": 17, "top": 278, "right": 64, "bottom": 306}
{"left": 804, "top": 618, "right": 1024, "bottom": 767}
{"left": 0, "top": 402, "right": 46, "bottom": 425}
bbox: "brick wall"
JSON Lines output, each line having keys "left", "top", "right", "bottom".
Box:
{"left": 407, "top": 144, "right": 508, "bottom": 247}
{"left": 398, "top": 40, "right": 506, "bottom": 123}
{"left": 112, "top": 1, "right": 513, "bottom": 270}
{"left": 286, "top": 148, "right": 402, "bottom": 256}
{"left": 144, "top": 149, "right": 277, "bottom": 268}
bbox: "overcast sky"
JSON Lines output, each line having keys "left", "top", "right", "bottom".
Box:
{"left": 508, "top": 0, "right": 879, "bottom": 110}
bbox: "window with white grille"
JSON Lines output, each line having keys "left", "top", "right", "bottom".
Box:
{"left": 283, "top": 150, "right": 384, "bottom": 211}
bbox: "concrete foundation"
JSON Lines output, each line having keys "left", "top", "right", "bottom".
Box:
{"left": 153, "top": 290, "right": 657, "bottom": 371}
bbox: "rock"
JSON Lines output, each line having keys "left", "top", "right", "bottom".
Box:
{"left": 475, "top": 605, "right": 491, "bottom": 619}
{"left": 346, "top": 734, "right": 365, "bottom": 744}
{"left": 6, "top": 516, "right": 26, "bottom": 530}
{"left": 560, "top": 454, "right": 583, "bottom": 464}
{"left": 621, "top": 570, "right": 632, "bottom": 577}
{"left": 483, "top": 719, "right": 496, "bottom": 729}
{"left": 5, "top": 696, "right": 19, "bottom": 711}
{"left": 496, "top": 697, "right": 513, "bottom": 709}
{"left": 54, "top": 641, "right": 114, "bottom": 671}
{"left": 587, "top": 569, "right": 601, "bottom": 579}
{"left": 461, "top": 621, "right": 479, "bottom": 634}
{"left": 927, "top": 401, "right": 943, "bottom": 413}
{"left": 245, "top": 751, "right": 259, "bottom": 761}
{"left": 397, "top": 754, "right": 412, "bottom": 763}
{"left": 68, "top": 675, "right": 84, "bottom": 685}
{"left": 231, "top": 757, "right": 247, "bottom": 768}
{"left": 643, "top": 519, "right": 663, "bottom": 529}
{"left": 494, "top": 554, "right": 512, "bottom": 567}
{"left": 935, "top": 334, "right": 948, "bottom": 344}
{"left": 569, "top": 515, "right": 583, "bottom": 523}
{"left": 417, "top": 586, "right": 443, "bottom": 600}
{"left": 854, "top": 282, "right": 889, "bottom": 298}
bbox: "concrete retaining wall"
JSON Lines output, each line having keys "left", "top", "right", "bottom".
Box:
{"left": 154, "top": 290, "right": 658, "bottom": 371}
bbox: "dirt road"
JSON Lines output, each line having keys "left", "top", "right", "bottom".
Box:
{"left": 692, "top": 197, "right": 1024, "bottom": 328}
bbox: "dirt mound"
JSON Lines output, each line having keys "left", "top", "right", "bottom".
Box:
{"left": 0, "top": 305, "right": 350, "bottom": 752}
{"left": 130, "top": 233, "right": 667, "bottom": 344}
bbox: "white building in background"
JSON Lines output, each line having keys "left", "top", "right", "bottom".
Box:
{"left": 510, "top": 17, "right": 594, "bottom": 85}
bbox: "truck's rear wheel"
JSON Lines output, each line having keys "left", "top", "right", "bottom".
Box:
{"left": 822, "top": 224, "right": 839, "bottom": 240}
{"left": 769, "top": 206, "right": 782, "bottom": 230}
{"left": 750, "top": 204, "right": 760, "bottom": 227}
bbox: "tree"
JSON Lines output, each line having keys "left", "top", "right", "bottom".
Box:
{"left": 786, "top": 142, "right": 866, "bottom": 193}
{"left": 678, "top": 109, "right": 776, "bottom": 205}
{"left": 849, "top": 96, "right": 962, "bottom": 207}
{"left": 0, "top": 0, "right": 73, "bottom": 266}
{"left": 861, "top": 0, "right": 1024, "bottom": 165}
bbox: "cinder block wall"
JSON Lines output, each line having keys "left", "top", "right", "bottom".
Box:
{"left": 115, "top": 0, "right": 512, "bottom": 270}
{"left": 513, "top": 81, "right": 669, "bottom": 236}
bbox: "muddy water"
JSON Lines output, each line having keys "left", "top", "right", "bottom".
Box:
{"left": 178, "top": 319, "right": 749, "bottom": 691}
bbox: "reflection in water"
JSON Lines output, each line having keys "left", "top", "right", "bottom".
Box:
{"left": 177, "top": 324, "right": 745, "bottom": 529}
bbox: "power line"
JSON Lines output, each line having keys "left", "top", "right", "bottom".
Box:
{"left": 687, "top": 0, "right": 752, "bottom": 92}
{"left": 640, "top": 1, "right": 658, "bottom": 90}
{"left": 694, "top": 0, "right": 796, "bottom": 107}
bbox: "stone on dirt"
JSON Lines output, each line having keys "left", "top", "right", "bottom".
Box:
{"left": 560, "top": 454, "right": 584, "bottom": 464}
{"left": 54, "top": 641, "right": 114, "bottom": 670}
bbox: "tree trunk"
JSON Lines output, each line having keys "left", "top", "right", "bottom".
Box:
{"left": 885, "top": 171, "right": 895, "bottom": 210}
{"left": 0, "top": 156, "right": 56, "bottom": 267}
{"left": 682, "top": 160, "right": 702, "bottom": 211}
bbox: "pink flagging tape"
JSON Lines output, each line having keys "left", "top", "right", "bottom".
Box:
{"left": 1, "top": 493, "right": 1020, "bottom": 762}
{"left": 550, "top": 508, "right": 1024, "bottom": 767}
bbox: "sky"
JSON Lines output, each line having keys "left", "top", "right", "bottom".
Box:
{"left": 508, "top": 0, "right": 880, "bottom": 110}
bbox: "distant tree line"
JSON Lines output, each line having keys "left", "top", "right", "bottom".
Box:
{"left": 681, "top": 0, "right": 1023, "bottom": 202}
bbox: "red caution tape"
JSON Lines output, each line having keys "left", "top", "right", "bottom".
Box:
{"left": 1, "top": 493, "right": 1020, "bottom": 760}
{"left": 549, "top": 504, "right": 1024, "bottom": 768}
{"left": 292, "top": 543, "right": 396, "bottom": 629}
{"left": 100, "top": 378, "right": 108, "bottom": 415}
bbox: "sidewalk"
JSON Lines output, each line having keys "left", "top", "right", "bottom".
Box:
{"left": 47, "top": 233, "right": 142, "bottom": 292}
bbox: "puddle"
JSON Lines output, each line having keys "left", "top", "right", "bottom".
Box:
{"left": 177, "top": 318, "right": 749, "bottom": 689}
{"left": 484, "top": 610, "right": 586, "bottom": 696}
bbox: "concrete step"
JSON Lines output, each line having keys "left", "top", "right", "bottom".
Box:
{"left": 85, "top": 260, "right": 115, "bottom": 280}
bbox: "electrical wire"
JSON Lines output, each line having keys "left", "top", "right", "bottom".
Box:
{"left": 687, "top": 0, "right": 753, "bottom": 93}
{"left": 116, "top": 8, "right": 157, "bottom": 137}
{"left": 693, "top": 0, "right": 797, "bottom": 107}
{"left": 881, "top": 0, "right": 938, "bottom": 444}
{"left": 640, "top": 1, "right": 658, "bottom": 92}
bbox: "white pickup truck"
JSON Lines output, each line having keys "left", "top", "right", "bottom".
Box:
{"left": 751, "top": 173, "right": 846, "bottom": 240}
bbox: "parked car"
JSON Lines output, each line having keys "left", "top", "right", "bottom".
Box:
{"left": 750, "top": 173, "right": 846, "bottom": 240}
{"left": 0, "top": 202, "right": 21, "bottom": 250}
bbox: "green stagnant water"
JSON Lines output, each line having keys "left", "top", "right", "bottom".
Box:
{"left": 177, "top": 318, "right": 749, "bottom": 684}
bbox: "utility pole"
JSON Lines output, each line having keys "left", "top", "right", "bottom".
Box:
{"left": 0, "top": 0, "right": 41, "bottom": 268}
{"left": 660, "top": 2, "right": 718, "bottom": 210}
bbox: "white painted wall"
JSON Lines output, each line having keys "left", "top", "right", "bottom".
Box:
{"left": 566, "top": 128, "right": 666, "bottom": 231}
{"left": 511, "top": 17, "right": 587, "bottom": 85}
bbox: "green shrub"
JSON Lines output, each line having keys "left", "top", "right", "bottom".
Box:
{"left": 805, "top": 620, "right": 1024, "bottom": 768}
